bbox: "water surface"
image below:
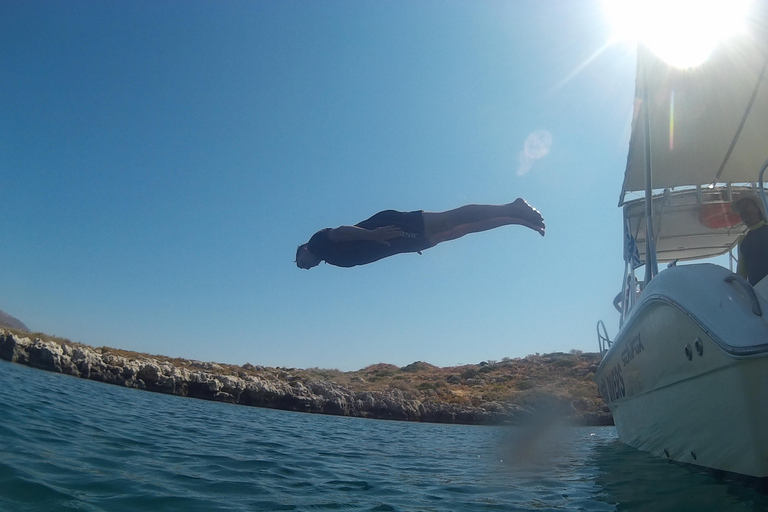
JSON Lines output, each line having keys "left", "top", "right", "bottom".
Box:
{"left": 1, "top": 360, "right": 765, "bottom": 511}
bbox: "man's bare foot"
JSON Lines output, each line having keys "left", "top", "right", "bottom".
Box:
{"left": 509, "top": 198, "right": 545, "bottom": 236}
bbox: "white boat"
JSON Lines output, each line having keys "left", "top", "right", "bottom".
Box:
{"left": 595, "top": 11, "right": 768, "bottom": 478}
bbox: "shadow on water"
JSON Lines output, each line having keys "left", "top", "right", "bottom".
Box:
{"left": 590, "top": 439, "right": 768, "bottom": 511}
{"left": 493, "top": 411, "right": 768, "bottom": 512}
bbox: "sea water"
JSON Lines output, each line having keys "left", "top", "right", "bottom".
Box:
{"left": 1, "top": 360, "right": 767, "bottom": 512}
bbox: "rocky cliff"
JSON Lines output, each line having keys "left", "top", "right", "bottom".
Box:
{"left": 0, "top": 329, "right": 612, "bottom": 426}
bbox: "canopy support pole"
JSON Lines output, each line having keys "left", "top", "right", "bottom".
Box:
{"left": 758, "top": 157, "right": 768, "bottom": 218}
{"left": 641, "top": 46, "right": 658, "bottom": 284}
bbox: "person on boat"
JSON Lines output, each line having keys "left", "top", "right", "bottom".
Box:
{"left": 733, "top": 195, "right": 768, "bottom": 285}
{"left": 295, "top": 199, "right": 545, "bottom": 269}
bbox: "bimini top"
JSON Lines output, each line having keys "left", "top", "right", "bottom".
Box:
{"left": 620, "top": 10, "right": 768, "bottom": 202}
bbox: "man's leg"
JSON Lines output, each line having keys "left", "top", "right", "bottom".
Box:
{"left": 423, "top": 199, "right": 544, "bottom": 246}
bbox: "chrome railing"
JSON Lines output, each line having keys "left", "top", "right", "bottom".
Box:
{"left": 597, "top": 320, "right": 611, "bottom": 358}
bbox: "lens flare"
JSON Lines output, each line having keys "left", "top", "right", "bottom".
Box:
{"left": 603, "top": 0, "right": 751, "bottom": 68}
{"left": 669, "top": 90, "right": 675, "bottom": 150}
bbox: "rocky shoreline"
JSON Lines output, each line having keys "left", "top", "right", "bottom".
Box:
{"left": 0, "top": 329, "right": 612, "bottom": 426}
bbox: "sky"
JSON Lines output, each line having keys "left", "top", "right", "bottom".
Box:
{"left": 2, "top": 0, "right": 643, "bottom": 371}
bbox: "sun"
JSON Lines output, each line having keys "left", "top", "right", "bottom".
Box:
{"left": 602, "top": 0, "right": 751, "bottom": 68}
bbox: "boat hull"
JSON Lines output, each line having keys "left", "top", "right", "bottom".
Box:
{"left": 596, "top": 264, "right": 768, "bottom": 477}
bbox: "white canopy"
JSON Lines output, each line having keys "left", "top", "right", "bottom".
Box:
{"left": 620, "top": 12, "right": 768, "bottom": 200}
{"left": 619, "top": 7, "right": 768, "bottom": 264}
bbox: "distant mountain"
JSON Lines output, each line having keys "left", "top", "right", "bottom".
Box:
{"left": 0, "top": 309, "right": 29, "bottom": 332}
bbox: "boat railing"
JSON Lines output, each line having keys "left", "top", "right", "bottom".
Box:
{"left": 758, "top": 157, "right": 768, "bottom": 221}
{"left": 597, "top": 320, "right": 611, "bottom": 358}
{"left": 615, "top": 264, "right": 643, "bottom": 327}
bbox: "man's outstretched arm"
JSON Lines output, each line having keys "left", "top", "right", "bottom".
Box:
{"left": 327, "top": 225, "right": 403, "bottom": 245}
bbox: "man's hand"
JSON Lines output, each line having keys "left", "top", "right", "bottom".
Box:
{"left": 369, "top": 225, "right": 403, "bottom": 245}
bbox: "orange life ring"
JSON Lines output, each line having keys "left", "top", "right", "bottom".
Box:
{"left": 698, "top": 203, "right": 743, "bottom": 229}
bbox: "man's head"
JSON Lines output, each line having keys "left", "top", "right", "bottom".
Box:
{"left": 732, "top": 196, "right": 765, "bottom": 227}
{"left": 295, "top": 244, "right": 321, "bottom": 269}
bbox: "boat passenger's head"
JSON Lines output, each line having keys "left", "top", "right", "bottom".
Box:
{"left": 732, "top": 196, "right": 764, "bottom": 227}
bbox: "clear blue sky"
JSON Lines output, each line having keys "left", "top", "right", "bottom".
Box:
{"left": 2, "top": 0, "right": 639, "bottom": 371}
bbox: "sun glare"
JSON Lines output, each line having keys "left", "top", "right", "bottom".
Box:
{"left": 603, "top": 0, "right": 751, "bottom": 68}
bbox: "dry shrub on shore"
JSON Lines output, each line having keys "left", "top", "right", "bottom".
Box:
{"left": 3, "top": 327, "right": 602, "bottom": 411}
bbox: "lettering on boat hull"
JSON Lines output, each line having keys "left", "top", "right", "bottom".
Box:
{"left": 622, "top": 334, "right": 644, "bottom": 367}
{"left": 599, "top": 363, "right": 625, "bottom": 403}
